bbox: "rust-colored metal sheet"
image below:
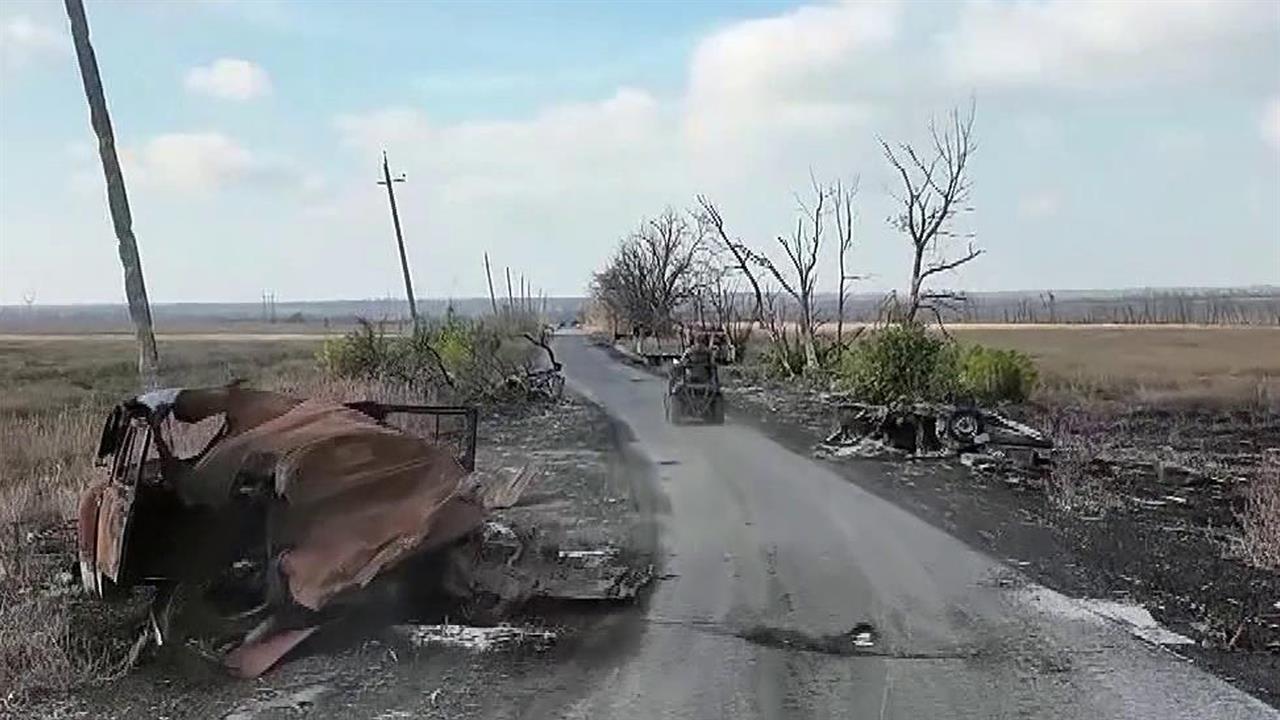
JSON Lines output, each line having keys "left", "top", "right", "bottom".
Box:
{"left": 184, "top": 396, "right": 486, "bottom": 611}
{"left": 81, "top": 385, "right": 490, "bottom": 677}
{"left": 76, "top": 480, "right": 105, "bottom": 595}
{"left": 95, "top": 479, "right": 134, "bottom": 586}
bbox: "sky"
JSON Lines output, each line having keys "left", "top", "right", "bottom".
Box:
{"left": 0, "top": 0, "right": 1277, "bottom": 305}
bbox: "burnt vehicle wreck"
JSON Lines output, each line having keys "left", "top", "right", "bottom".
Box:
{"left": 77, "top": 384, "right": 650, "bottom": 678}
{"left": 821, "top": 401, "right": 1053, "bottom": 468}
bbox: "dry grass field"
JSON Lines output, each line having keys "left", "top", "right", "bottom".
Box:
{"left": 0, "top": 336, "right": 325, "bottom": 523}
{"left": 944, "top": 325, "right": 1280, "bottom": 406}
{"left": 784, "top": 323, "right": 1280, "bottom": 407}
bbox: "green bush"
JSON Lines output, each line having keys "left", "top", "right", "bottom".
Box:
{"left": 317, "top": 320, "right": 394, "bottom": 379}
{"left": 838, "top": 323, "right": 959, "bottom": 404}
{"left": 836, "top": 323, "right": 1039, "bottom": 405}
{"left": 958, "top": 345, "right": 1037, "bottom": 404}
{"left": 317, "top": 315, "right": 547, "bottom": 400}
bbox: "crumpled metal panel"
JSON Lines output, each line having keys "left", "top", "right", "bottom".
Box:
{"left": 83, "top": 385, "right": 488, "bottom": 677}
{"left": 177, "top": 390, "right": 486, "bottom": 611}
{"left": 95, "top": 479, "right": 134, "bottom": 586}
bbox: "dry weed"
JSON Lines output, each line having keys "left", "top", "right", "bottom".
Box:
{"left": 1042, "top": 411, "right": 1121, "bottom": 518}
{"left": 1236, "top": 455, "right": 1280, "bottom": 572}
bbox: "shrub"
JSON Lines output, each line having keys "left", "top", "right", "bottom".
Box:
{"left": 317, "top": 316, "right": 546, "bottom": 401}
{"left": 958, "top": 345, "right": 1038, "bottom": 404}
{"left": 838, "top": 323, "right": 960, "bottom": 404}
{"left": 761, "top": 338, "right": 809, "bottom": 379}
{"left": 316, "top": 320, "right": 394, "bottom": 380}
{"left": 837, "top": 324, "right": 1039, "bottom": 405}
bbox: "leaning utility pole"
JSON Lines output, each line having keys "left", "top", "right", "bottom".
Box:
{"left": 483, "top": 252, "right": 498, "bottom": 315}
{"left": 378, "top": 151, "right": 418, "bottom": 324}
{"left": 505, "top": 267, "right": 514, "bottom": 314}
{"left": 64, "top": 0, "right": 159, "bottom": 388}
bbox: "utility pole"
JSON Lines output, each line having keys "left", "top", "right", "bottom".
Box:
{"left": 64, "top": 0, "right": 160, "bottom": 389}
{"left": 378, "top": 151, "right": 418, "bottom": 325}
{"left": 483, "top": 253, "right": 498, "bottom": 315}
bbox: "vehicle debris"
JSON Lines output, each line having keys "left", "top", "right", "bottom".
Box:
{"left": 393, "top": 623, "right": 557, "bottom": 652}
{"left": 76, "top": 383, "right": 652, "bottom": 679}
{"left": 820, "top": 401, "right": 1052, "bottom": 469}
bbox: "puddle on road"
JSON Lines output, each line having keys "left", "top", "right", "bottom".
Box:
{"left": 738, "top": 623, "right": 878, "bottom": 656}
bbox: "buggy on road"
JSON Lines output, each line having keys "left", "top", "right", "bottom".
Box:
{"left": 664, "top": 348, "right": 724, "bottom": 424}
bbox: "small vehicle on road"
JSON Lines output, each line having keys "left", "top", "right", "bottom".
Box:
{"left": 664, "top": 347, "right": 725, "bottom": 424}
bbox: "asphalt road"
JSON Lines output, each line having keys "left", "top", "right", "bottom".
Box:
{"left": 554, "top": 334, "right": 1277, "bottom": 720}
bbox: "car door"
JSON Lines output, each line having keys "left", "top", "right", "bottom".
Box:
{"left": 94, "top": 420, "right": 151, "bottom": 589}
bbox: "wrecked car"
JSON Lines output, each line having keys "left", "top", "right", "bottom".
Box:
{"left": 78, "top": 384, "right": 485, "bottom": 677}
{"left": 822, "top": 401, "right": 1052, "bottom": 467}
{"left": 77, "top": 383, "right": 651, "bottom": 678}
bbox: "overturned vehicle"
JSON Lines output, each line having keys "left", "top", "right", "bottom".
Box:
{"left": 78, "top": 384, "right": 649, "bottom": 678}
{"left": 822, "top": 401, "right": 1052, "bottom": 468}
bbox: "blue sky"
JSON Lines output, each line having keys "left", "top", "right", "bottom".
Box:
{"left": 0, "top": 0, "right": 1277, "bottom": 304}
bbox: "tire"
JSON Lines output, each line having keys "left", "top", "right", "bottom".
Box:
{"left": 945, "top": 409, "right": 983, "bottom": 446}
{"left": 709, "top": 396, "right": 725, "bottom": 425}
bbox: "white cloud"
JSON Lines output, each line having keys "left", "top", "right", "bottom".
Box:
{"left": 134, "top": 133, "right": 258, "bottom": 191}
{"left": 943, "top": 0, "right": 1278, "bottom": 90}
{"left": 1263, "top": 98, "right": 1280, "bottom": 151}
{"left": 334, "top": 88, "right": 671, "bottom": 200}
{"left": 685, "top": 0, "right": 899, "bottom": 151}
{"left": 0, "top": 15, "right": 66, "bottom": 74}
{"left": 184, "top": 58, "right": 272, "bottom": 101}
{"left": 71, "top": 132, "right": 271, "bottom": 195}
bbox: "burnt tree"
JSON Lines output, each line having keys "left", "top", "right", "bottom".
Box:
{"left": 880, "top": 103, "right": 980, "bottom": 325}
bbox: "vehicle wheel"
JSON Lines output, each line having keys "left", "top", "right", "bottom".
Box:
{"left": 944, "top": 409, "right": 983, "bottom": 446}
{"left": 709, "top": 397, "right": 725, "bottom": 425}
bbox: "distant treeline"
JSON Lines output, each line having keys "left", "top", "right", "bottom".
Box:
{"left": 3, "top": 288, "right": 1277, "bottom": 332}
{"left": 798, "top": 288, "right": 1280, "bottom": 326}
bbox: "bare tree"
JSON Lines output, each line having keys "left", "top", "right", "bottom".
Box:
{"left": 698, "top": 180, "right": 855, "bottom": 376}
{"left": 696, "top": 196, "right": 801, "bottom": 372}
{"left": 704, "top": 264, "right": 753, "bottom": 361}
{"left": 753, "top": 179, "right": 830, "bottom": 371}
{"left": 697, "top": 196, "right": 766, "bottom": 328}
{"left": 590, "top": 208, "right": 704, "bottom": 349}
{"left": 880, "top": 102, "right": 981, "bottom": 325}
{"left": 832, "top": 177, "right": 862, "bottom": 348}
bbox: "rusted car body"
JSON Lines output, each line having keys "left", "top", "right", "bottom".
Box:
{"left": 77, "top": 384, "right": 482, "bottom": 677}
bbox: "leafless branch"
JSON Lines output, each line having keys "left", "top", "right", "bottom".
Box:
{"left": 881, "top": 101, "right": 980, "bottom": 324}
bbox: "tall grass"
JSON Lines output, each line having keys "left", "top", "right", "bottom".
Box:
{"left": 1237, "top": 456, "right": 1280, "bottom": 572}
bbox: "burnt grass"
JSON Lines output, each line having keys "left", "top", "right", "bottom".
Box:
{"left": 722, "top": 369, "right": 1280, "bottom": 707}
